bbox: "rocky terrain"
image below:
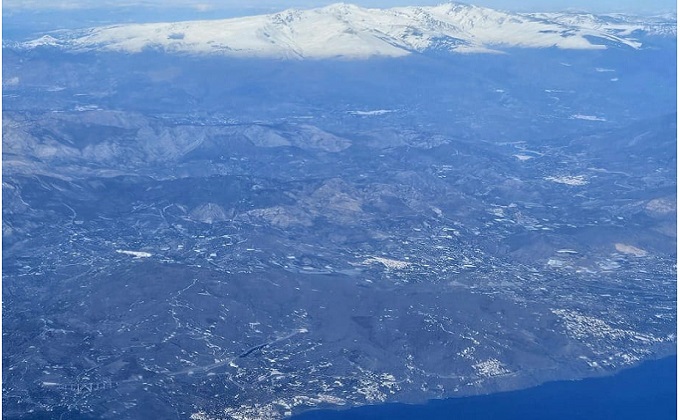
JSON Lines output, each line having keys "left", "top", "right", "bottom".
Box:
{"left": 2, "top": 4, "right": 677, "bottom": 420}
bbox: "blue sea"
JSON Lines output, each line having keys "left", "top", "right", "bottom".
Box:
{"left": 293, "top": 356, "right": 677, "bottom": 420}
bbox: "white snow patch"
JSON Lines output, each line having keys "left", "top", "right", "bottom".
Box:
{"left": 348, "top": 109, "right": 395, "bottom": 116}
{"left": 116, "top": 249, "right": 152, "bottom": 258}
{"left": 571, "top": 114, "right": 606, "bottom": 121}
{"left": 75, "top": 105, "right": 101, "bottom": 111}
{"left": 545, "top": 175, "right": 588, "bottom": 186}
{"left": 363, "top": 256, "right": 411, "bottom": 269}
{"left": 23, "top": 35, "right": 61, "bottom": 48}
{"left": 547, "top": 258, "right": 565, "bottom": 267}
{"left": 525, "top": 12, "right": 654, "bottom": 41}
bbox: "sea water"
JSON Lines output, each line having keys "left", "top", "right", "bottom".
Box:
{"left": 293, "top": 356, "right": 677, "bottom": 420}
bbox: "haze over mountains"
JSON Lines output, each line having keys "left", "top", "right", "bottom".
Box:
{"left": 17, "top": 2, "right": 676, "bottom": 58}
{"left": 2, "top": 2, "right": 677, "bottom": 420}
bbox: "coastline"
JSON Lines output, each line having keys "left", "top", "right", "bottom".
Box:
{"left": 292, "top": 354, "right": 677, "bottom": 420}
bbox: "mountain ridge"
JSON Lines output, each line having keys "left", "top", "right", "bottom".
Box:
{"left": 13, "top": 2, "right": 676, "bottom": 59}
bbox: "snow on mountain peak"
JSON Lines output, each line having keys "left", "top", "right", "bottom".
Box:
{"left": 321, "top": 3, "right": 362, "bottom": 14}
{"left": 15, "top": 3, "right": 672, "bottom": 59}
{"left": 22, "top": 35, "right": 62, "bottom": 48}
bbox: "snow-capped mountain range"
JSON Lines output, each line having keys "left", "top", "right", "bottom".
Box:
{"left": 18, "top": 2, "right": 677, "bottom": 59}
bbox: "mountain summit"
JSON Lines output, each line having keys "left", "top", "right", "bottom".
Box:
{"left": 18, "top": 2, "right": 674, "bottom": 59}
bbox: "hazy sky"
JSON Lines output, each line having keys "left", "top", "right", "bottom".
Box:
{"left": 3, "top": 0, "right": 676, "bottom": 14}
